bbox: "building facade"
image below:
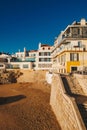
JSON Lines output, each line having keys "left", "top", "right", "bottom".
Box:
{"left": 52, "top": 18, "right": 87, "bottom": 73}
{"left": 10, "top": 48, "right": 37, "bottom": 70}
{"left": 0, "top": 53, "right": 12, "bottom": 71}
{"left": 35, "top": 43, "right": 52, "bottom": 70}
{"left": 10, "top": 43, "right": 52, "bottom": 70}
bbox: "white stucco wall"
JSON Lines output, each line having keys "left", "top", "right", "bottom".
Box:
{"left": 46, "top": 71, "right": 53, "bottom": 84}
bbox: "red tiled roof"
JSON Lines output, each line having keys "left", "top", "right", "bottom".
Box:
{"left": 29, "top": 50, "right": 37, "bottom": 52}
{"left": 41, "top": 44, "right": 51, "bottom": 47}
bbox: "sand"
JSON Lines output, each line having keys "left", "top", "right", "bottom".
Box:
{"left": 0, "top": 70, "right": 61, "bottom": 130}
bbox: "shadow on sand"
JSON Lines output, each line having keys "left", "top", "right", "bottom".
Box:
{"left": 0, "top": 95, "right": 26, "bottom": 105}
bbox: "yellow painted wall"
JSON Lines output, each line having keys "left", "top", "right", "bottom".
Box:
{"left": 66, "top": 61, "right": 80, "bottom": 73}
{"left": 55, "top": 48, "right": 87, "bottom": 73}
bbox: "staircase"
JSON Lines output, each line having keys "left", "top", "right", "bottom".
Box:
{"left": 61, "top": 74, "right": 87, "bottom": 129}
{"left": 77, "top": 104, "right": 87, "bottom": 128}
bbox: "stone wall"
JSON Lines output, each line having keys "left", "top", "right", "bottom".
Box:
{"left": 17, "top": 70, "right": 47, "bottom": 83}
{"left": 50, "top": 74, "right": 86, "bottom": 130}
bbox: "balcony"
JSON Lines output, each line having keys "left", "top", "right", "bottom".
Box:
{"left": 51, "top": 46, "right": 84, "bottom": 58}
{"left": 53, "top": 34, "right": 87, "bottom": 52}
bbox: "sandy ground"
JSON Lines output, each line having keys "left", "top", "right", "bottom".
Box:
{"left": 0, "top": 70, "right": 61, "bottom": 130}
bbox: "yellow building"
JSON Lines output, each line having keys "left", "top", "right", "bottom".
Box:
{"left": 52, "top": 18, "right": 87, "bottom": 73}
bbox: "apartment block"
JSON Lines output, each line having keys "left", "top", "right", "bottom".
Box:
{"left": 10, "top": 48, "right": 37, "bottom": 69}
{"left": 52, "top": 18, "right": 87, "bottom": 73}
{"left": 0, "top": 53, "right": 11, "bottom": 71}
{"left": 35, "top": 43, "right": 52, "bottom": 70}
{"left": 10, "top": 43, "right": 52, "bottom": 70}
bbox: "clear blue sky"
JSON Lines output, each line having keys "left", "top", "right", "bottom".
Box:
{"left": 0, "top": 0, "right": 87, "bottom": 53}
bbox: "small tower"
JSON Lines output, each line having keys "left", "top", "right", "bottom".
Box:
{"left": 39, "top": 42, "right": 41, "bottom": 49}
{"left": 24, "top": 47, "right": 26, "bottom": 57}
{"left": 80, "top": 18, "right": 86, "bottom": 25}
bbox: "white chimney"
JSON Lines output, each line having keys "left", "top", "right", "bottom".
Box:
{"left": 80, "top": 18, "right": 86, "bottom": 25}
{"left": 39, "top": 42, "right": 41, "bottom": 49}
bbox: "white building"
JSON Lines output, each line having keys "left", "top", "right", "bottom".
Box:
{"left": 11, "top": 43, "right": 52, "bottom": 70}
{"left": 35, "top": 43, "right": 52, "bottom": 70}
{"left": 1, "top": 43, "right": 52, "bottom": 70}
{"left": 52, "top": 18, "right": 87, "bottom": 73}
{"left": 0, "top": 53, "right": 12, "bottom": 70}
{"left": 28, "top": 50, "right": 37, "bottom": 70}
{"left": 10, "top": 61, "right": 32, "bottom": 69}
{"left": 10, "top": 48, "right": 36, "bottom": 70}
{"left": 15, "top": 47, "right": 26, "bottom": 61}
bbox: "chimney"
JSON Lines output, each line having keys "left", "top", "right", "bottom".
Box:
{"left": 39, "top": 42, "right": 41, "bottom": 49}
{"left": 80, "top": 18, "right": 86, "bottom": 25}
{"left": 24, "top": 47, "right": 26, "bottom": 57}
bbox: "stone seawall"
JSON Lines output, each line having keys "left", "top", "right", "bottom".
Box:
{"left": 50, "top": 74, "right": 86, "bottom": 130}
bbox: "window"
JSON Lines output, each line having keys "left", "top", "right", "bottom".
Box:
{"left": 47, "top": 52, "right": 50, "bottom": 56}
{"left": 39, "top": 58, "right": 41, "bottom": 62}
{"left": 61, "top": 54, "right": 66, "bottom": 62}
{"left": 17, "top": 54, "right": 19, "bottom": 57}
{"left": 39, "top": 52, "right": 44, "bottom": 56}
{"left": 41, "top": 52, "right": 44, "bottom": 56}
{"left": 71, "top": 67, "right": 77, "bottom": 72}
{"left": 13, "top": 64, "right": 20, "bottom": 69}
{"left": 47, "top": 58, "right": 51, "bottom": 62}
{"left": 58, "top": 56, "right": 60, "bottom": 63}
{"left": 23, "top": 64, "right": 28, "bottom": 68}
{"left": 39, "top": 58, "right": 51, "bottom": 62}
{"left": 82, "top": 27, "right": 87, "bottom": 38}
{"left": 44, "top": 58, "right": 47, "bottom": 61}
{"left": 31, "top": 54, "right": 36, "bottom": 57}
{"left": 43, "top": 52, "right": 51, "bottom": 56}
{"left": 21, "top": 54, "right": 23, "bottom": 57}
{"left": 38, "top": 64, "right": 52, "bottom": 68}
{"left": 0, "top": 65, "right": 4, "bottom": 67}
{"left": 39, "top": 52, "right": 41, "bottom": 56}
{"left": 72, "top": 28, "right": 79, "bottom": 38}
{"left": 78, "top": 28, "right": 80, "bottom": 35}
{"left": 44, "top": 52, "right": 47, "bottom": 56}
{"left": 78, "top": 41, "right": 82, "bottom": 47}
{"left": 39, "top": 58, "right": 44, "bottom": 62}
{"left": 70, "top": 53, "right": 79, "bottom": 61}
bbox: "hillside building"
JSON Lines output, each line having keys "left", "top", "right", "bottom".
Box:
{"left": 52, "top": 18, "right": 87, "bottom": 73}
{"left": 35, "top": 43, "right": 52, "bottom": 70}
{"left": 9, "top": 43, "right": 52, "bottom": 70}
{"left": 0, "top": 53, "right": 11, "bottom": 71}
{"left": 10, "top": 48, "right": 37, "bottom": 70}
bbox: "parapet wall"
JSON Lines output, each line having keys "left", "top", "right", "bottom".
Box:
{"left": 50, "top": 74, "right": 86, "bottom": 130}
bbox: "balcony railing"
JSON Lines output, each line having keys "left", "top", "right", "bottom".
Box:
{"left": 52, "top": 34, "right": 87, "bottom": 52}
{"left": 51, "top": 46, "right": 84, "bottom": 57}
